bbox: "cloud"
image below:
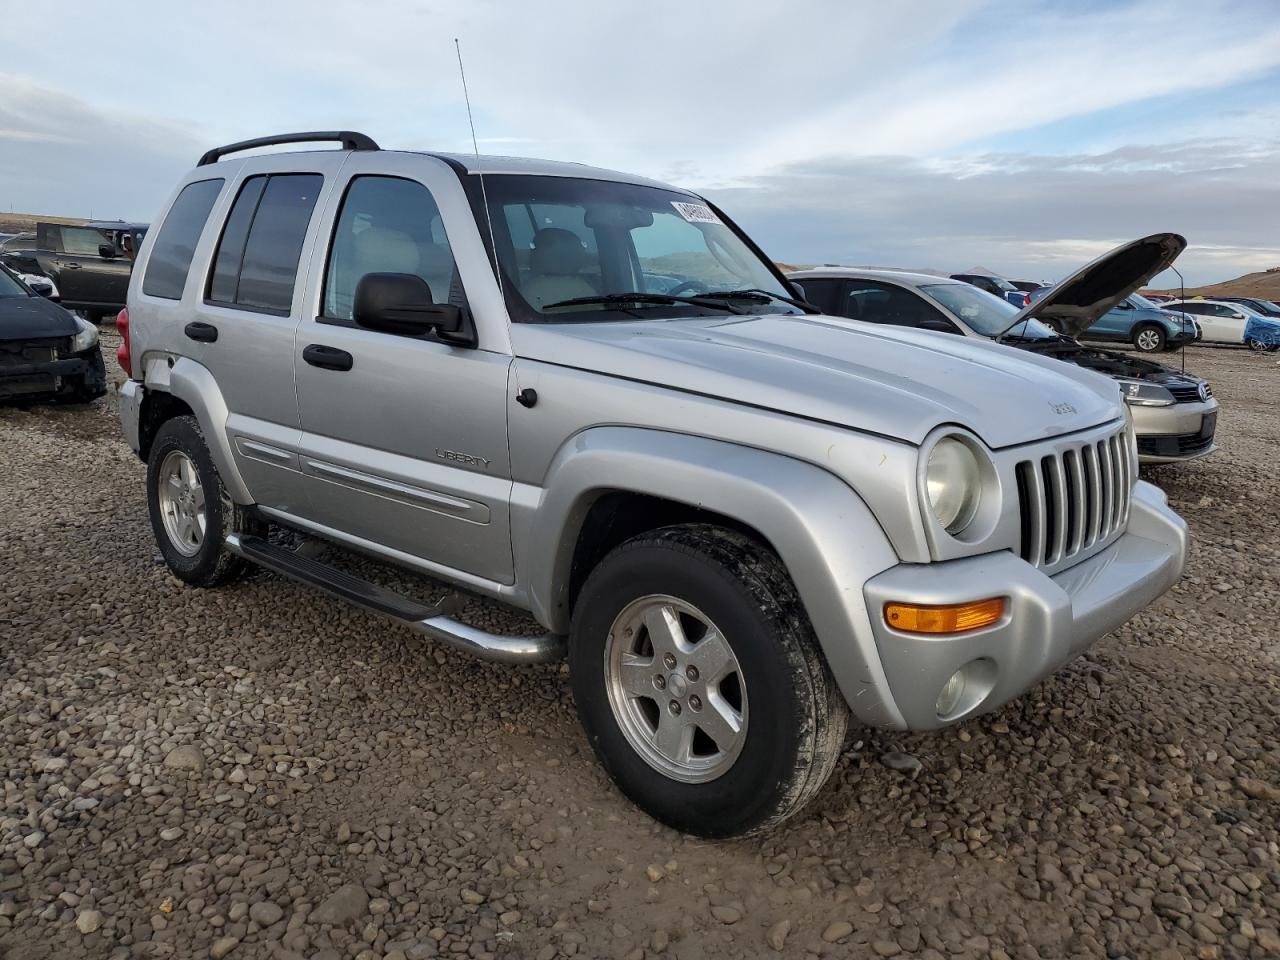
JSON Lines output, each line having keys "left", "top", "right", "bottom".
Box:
{"left": 707, "top": 138, "right": 1280, "bottom": 284}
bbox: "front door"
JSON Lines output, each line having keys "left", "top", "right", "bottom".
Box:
{"left": 292, "top": 171, "right": 515, "bottom": 584}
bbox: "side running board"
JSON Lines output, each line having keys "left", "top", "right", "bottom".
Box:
{"left": 224, "top": 534, "right": 565, "bottom": 665}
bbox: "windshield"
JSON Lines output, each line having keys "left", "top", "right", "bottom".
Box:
{"left": 919, "top": 282, "right": 1056, "bottom": 339}
{"left": 468, "top": 174, "right": 799, "bottom": 322}
{"left": 0, "top": 266, "right": 30, "bottom": 299}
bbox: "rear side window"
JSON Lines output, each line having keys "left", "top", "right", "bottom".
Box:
{"left": 207, "top": 173, "right": 322, "bottom": 315}
{"left": 142, "top": 179, "right": 224, "bottom": 300}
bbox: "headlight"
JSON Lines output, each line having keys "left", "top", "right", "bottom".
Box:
{"left": 70, "top": 316, "right": 99, "bottom": 353}
{"left": 925, "top": 436, "right": 983, "bottom": 534}
{"left": 1116, "top": 378, "right": 1173, "bottom": 407}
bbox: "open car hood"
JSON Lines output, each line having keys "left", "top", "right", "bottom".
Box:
{"left": 1005, "top": 233, "right": 1186, "bottom": 338}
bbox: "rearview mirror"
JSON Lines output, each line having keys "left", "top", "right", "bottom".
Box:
{"left": 98, "top": 243, "right": 117, "bottom": 259}
{"left": 353, "top": 273, "right": 472, "bottom": 345}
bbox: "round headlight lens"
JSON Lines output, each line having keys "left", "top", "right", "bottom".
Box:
{"left": 926, "top": 437, "right": 982, "bottom": 534}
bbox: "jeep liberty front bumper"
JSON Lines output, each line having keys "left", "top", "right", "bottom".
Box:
{"left": 861, "top": 480, "right": 1186, "bottom": 730}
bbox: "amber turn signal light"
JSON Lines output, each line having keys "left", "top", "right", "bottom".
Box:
{"left": 884, "top": 598, "right": 1005, "bottom": 634}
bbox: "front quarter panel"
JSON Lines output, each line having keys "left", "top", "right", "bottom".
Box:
{"left": 514, "top": 425, "right": 908, "bottom": 728}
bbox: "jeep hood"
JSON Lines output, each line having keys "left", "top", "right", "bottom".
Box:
{"left": 1006, "top": 233, "right": 1186, "bottom": 338}
{"left": 512, "top": 314, "right": 1122, "bottom": 449}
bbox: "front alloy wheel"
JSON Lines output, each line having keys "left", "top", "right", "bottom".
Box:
{"left": 1134, "top": 325, "right": 1166, "bottom": 352}
{"left": 570, "top": 524, "right": 849, "bottom": 838}
{"left": 605, "top": 595, "right": 747, "bottom": 783}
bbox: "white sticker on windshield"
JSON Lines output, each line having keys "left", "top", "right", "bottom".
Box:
{"left": 671, "top": 201, "right": 722, "bottom": 224}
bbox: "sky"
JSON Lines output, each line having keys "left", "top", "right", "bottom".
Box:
{"left": 1, "top": 0, "right": 1278, "bottom": 285}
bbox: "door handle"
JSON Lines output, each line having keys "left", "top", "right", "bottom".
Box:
{"left": 303, "top": 344, "right": 353, "bottom": 371}
{"left": 64, "top": 262, "right": 81, "bottom": 270}
{"left": 184, "top": 321, "right": 218, "bottom": 343}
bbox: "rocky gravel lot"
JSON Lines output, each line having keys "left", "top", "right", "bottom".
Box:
{"left": 1, "top": 330, "right": 1277, "bottom": 960}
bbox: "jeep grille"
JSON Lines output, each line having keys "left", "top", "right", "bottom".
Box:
{"left": 1014, "top": 426, "right": 1132, "bottom": 571}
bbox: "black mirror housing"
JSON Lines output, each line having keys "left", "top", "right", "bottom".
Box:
{"left": 353, "top": 273, "right": 472, "bottom": 345}
{"left": 98, "top": 243, "right": 117, "bottom": 259}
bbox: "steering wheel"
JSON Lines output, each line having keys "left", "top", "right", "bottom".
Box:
{"left": 666, "top": 279, "right": 711, "bottom": 297}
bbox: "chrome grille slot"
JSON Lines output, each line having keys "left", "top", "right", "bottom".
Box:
{"left": 1015, "top": 425, "right": 1132, "bottom": 572}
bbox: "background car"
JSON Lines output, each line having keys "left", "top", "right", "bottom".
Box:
{"left": 1213, "top": 295, "right": 1280, "bottom": 318}
{"left": 951, "top": 272, "right": 1028, "bottom": 306}
{"left": 1163, "top": 298, "right": 1280, "bottom": 350}
{"left": 790, "top": 234, "right": 1219, "bottom": 464}
{"left": 0, "top": 263, "right": 105, "bottom": 404}
{"left": 0, "top": 219, "right": 146, "bottom": 322}
{"left": 1030, "top": 288, "right": 1196, "bottom": 352}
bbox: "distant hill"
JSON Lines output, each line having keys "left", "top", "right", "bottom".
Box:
{"left": 1146, "top": 266, "right": 1280, "bottom": 301}
{"left": 0, "top": 212, "right": 87, "bottom": 237}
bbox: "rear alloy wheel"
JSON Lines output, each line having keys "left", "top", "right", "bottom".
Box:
{"left": 1133, "top": 324, "right": 1166, "bottom": 352}
{"left": 147, "top": 415, "right": 257, "bottom": 587}
{"left": 570, "top": 524, "right": 848, "bottom": 838}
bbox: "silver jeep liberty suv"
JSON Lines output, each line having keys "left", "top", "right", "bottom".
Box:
{"left": 118, "top": 132, "right": 1187, "bottom": 837}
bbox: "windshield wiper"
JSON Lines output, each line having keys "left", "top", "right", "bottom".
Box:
{"left": 542, "top": 292, "right": 744, "bottom": 314}
{"left": 697, "top": 288, "right": 820, "bottom": 314}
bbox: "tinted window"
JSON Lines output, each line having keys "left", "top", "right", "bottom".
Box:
{"left": 208, "top": 173, "right": 322, "bottom": 315}
{"left": 208, "top": 177, "right": 266, "bottom": 304}
{"left": 793, "top": 278, "right": 843, "bottom": 314}
{"left": 142, "top": 179, "right": 224, "bottom": 300}
{"left": 323, "top": 176, "right": 463, "bottom": 322}
{"left": 842, "top": 281, "right": 952, "bottom": 330}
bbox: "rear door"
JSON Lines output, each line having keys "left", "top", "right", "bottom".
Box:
{"left": 291, "top": 154, "right": 515, "bottom": 584}
{"left": 182, "top": 154, "right": 343, "bottom": 510}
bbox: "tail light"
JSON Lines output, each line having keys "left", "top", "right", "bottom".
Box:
{"left": 116, "top": 307, "right": 132, "bottom": 378}
{"left": 1023, "top": 294, "right": 1031, "bottom": 306}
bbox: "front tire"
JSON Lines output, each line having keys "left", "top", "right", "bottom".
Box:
{"left": 147, "top": 415, "right": 257, "bottom": 587}
{"left": 1133, "top": 324, "right": 1166, "bottom": 352}
{"left": 569, "top": 524, "right": 848, "bottom": 837}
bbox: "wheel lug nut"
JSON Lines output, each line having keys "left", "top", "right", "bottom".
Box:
{"left": 685, "top": 665, "right": 699, "bottom": 682}
{"left": 689, "top": 695, "right": 702, "bottom": 711}
{"left": 663, "top": 653, "right": 677, "bottom": 669}
{"left": 654, "top": 675, "right": 666, "bottom": 690}
{"left": 668, "top": 700, "right": 681, "bottom": 716}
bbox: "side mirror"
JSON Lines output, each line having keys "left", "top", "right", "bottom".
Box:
{"left": 98, "top": 243, "right": 117, "bottom": 259}
{"left": 353, "top": 273, "right": 472, "bottom": 345}
{"left": 787, "top": 280, "right": 807, "bottom": 299}
{"left": 1116, "top": 301, "right": 1133, "bottom": 310}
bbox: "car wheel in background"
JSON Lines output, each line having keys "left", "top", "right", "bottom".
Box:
{"left": 1245, "top": 338, "right": 1270, "bottom": 352}
{"left": 1133, "top": 324, "right": 1166, "bottom": 352}
{"left": 569, "top": 523, "right": 848, "bottom": 838}
{"left": 146, "top": 415, "right": 258, "bottom": 587}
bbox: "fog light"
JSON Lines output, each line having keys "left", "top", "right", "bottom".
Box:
{"left": 884, "top": 598, "right": 1005, "bottom": 634}
{"left": 936, "top": 669, "right": 967, "bottom": 717}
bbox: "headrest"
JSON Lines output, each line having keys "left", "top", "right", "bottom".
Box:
{"left": 530, "top": 228, "right": 588, "bottom": 276}
{"left": 354, "top": 227, "right": 419, "bottom": 275}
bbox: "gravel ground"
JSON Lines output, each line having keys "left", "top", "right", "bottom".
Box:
{"left": 1, "top": 330, "right": 1277, "bottom": 960}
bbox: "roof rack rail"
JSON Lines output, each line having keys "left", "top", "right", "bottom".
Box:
{"left": 197, "top": 131, "right": 380, "bottom": 167}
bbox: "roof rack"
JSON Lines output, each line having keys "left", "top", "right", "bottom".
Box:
{"left": 197, "top": 131, "right": 380, "bottom": 167}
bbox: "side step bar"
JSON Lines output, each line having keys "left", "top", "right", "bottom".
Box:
{"left": 225, "top": 534, "right": 565, "bottom": 665}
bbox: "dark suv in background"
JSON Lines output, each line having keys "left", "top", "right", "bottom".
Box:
{"left": 0, "top": 220, "right": 147, "bottom": 322}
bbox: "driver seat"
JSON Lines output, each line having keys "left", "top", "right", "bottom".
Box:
{"left": 522, "top": 228, "right": 596, "bottom": 310}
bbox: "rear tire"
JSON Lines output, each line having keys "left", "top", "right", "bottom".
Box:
{"left": 1133, "top": 324, "right": 1166, "bottom": 352}
{"left": 147, "top": 415, "right": 258, "bottom": 587}
{"left": 569, "top": 524, "right": 848, "bottom": 837}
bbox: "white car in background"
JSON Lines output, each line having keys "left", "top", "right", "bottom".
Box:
{"left": 1164, "top": 299, "right": 1280, "bottom": 351}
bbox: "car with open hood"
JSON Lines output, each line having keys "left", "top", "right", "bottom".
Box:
{"left": 791, "top": 234, "right": 1218, "bottom": 463}
{"left": 117, "top": 131, "right": 1186, "bottom": 837}
{"left": 1027, "top": 287, "right": 1198, "bottom": 353}
{"left": 0, "top": 262, "right": 105, "bottom": 404}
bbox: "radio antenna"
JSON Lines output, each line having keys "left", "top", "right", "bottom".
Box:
{"left": 455, "top": 38, "right": 505, "bottom": 304}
